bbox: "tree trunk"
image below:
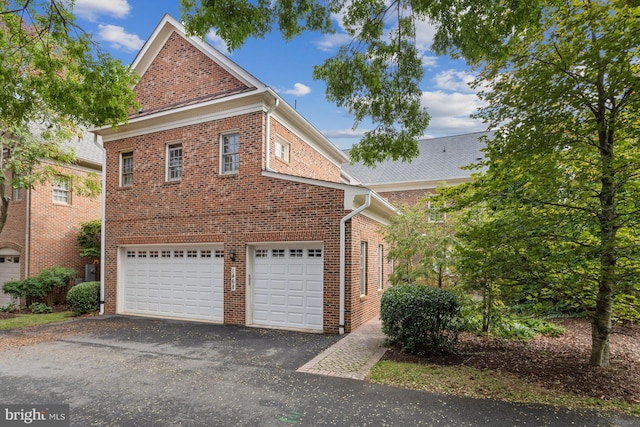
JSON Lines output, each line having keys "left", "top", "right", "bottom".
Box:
{"left": 590, "top": 127, "right": 617, "bottom": 367}
{"left": 0, "top": 183, "right": 9, "bottom": 236}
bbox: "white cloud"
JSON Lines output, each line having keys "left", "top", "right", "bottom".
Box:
{"left": 421, "top": 55, "right": 439, "bottom": 68}
{"left": 97, "top": 24, "right": 144, "bottom": 52}
{"left": 433, "top": 70, "right": 477, "bottom": 93}
{"left": 322, "top": 128, "right": 369, "bottom": 139}
{"left": 73, "top": 0, "right": 131, "bottom": 22}
{"left": 206, "top": 30, "right": 230, "bottom": 54}
{"left": 283, "top": 83, "right": 312, "bottom": 97}
{"left": 421, "top": 91, "right": 488, "bottom": 134}
{"left": 313, "top": 32, "right": 353, "bottom": 52}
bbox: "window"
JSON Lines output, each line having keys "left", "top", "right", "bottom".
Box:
{"left": 272, "top": 249, "right": 285, "bottom": 258}
{"left": 275, "top": 139, "right": 290, "bottom": 163}
{"left": 13, "top": 187, "right": 23, "bottom": 202}
{"left": 53, "top": 176, "right": 71, "bottom": 204}
{"left": 167, "top": 142, "right": 182, "bottom": 181}
{"left": 427, "top": 197, "right": 446, "bottom": 223}
{"left": 290, "top": 249, "right": 303, "bottom": 257}
{"left": 221, "top": 133, "right": 239, "bottom": 174}
{"left": 121, "top": 152, "right": 133, "bottom": 187}
{"left": 360, "top": 241, "right": 368, "bottom": 296}
{"left": 377, "top": 244, "right": 384, "bottom": 291}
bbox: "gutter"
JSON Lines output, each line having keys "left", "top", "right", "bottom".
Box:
{"left": 92, "top": 134, "right": 106, "bottom": 315}
{"left": 264, "top": 98, "right": 279, "bottom": 171}
{"left": 339, "top": 192, "right": 371, "bottom": 334}
{"left": 24, "top": 188, "right": 31, "bottom": 278}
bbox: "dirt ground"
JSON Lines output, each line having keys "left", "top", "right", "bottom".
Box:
{"left": 382, "top": 318, "right": 640, "bottom": 404}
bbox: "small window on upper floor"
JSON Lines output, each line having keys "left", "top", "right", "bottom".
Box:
{"left": 166, "top": 142, "right": 183, "bottom": 181}
{"left": 53, "top": 176, "right": 71, "bottom": 204}
{"left": 427, "top": 196, "right": 446, "bottom": 223}
{"left": 221, "top": 133, "right": 239, "bottom": 174}
{"left": 275, "top": 139, "right": 290, "bottom": 163}
{"left": 121, "top": 151, "right": 133, "bottom": 187}
{"left": 13, "top": 187, "right": 23, "bottom": 202}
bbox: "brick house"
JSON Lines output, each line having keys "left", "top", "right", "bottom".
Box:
{"left": 0, "top": 132, "right": 103, "bottom": 306}
{"left": 343, "top": 132, "right": 491, "bottom": 207}
{"left": 92, "top": 15, "right": 396, "bottom": 333}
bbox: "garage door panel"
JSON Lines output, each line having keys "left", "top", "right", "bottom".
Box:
{"left": 252, "top": 244, "right": 323, "bottom": 331}
{"left": 122, "top": 246, "right": 223, "bottom": 322}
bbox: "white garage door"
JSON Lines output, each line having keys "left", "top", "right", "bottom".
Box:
{"left": 122, "top": 246, "right": 224, "bottom": 321}
{"left": 0, "top": 253, "right": 20, "bottom": 306}
{"left": 252, "top": 244, "right": 323, "bottom": 331}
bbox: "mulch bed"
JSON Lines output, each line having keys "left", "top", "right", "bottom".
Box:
{"left": 382, "top": 318, "right": 640, "bottom": 404}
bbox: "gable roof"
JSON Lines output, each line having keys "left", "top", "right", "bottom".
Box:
{"left": 342, "top": 131, "right": 491, "bottom": 187}
{"left": 91, "top": 14, "right": 347, "bottom": 164}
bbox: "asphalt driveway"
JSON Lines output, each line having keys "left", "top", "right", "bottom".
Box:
{"left": 0, "top": 316, "right": 637, "bottom": 426}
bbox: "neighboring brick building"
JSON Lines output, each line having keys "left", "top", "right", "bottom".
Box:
{"left": 0, "top": 132, "right": 103, "bottom": 306}
{"left": 343, "top": 132, "right": 491, "bottom": 207}
{"left": 92, "top": 15, "right": 396, "bottom": 333}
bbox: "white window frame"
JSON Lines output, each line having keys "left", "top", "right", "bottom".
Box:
{"left": 220, "top": 133, "right": 240, "bottom": 174}
{"left": 120, "top": 151, "right": 133, "bottom": 187}
{"left": 360, "top": 241, "right": 368, "bottom": 296}
{"left": 377, "top": 244, "right": 384, "bottom": 291}
{"left": 166, "top": 142, "right": 183, "bottom": 181}
{"left": 53, "top": 176, "right": 71, "bottom": 204}
{"left": 274, "top": 139, "right": 290, "bottom": 163}
{"left": 427, "top": 197, "right": 446, "bottom": 223}
{"left": 13, "top": 187, "right": 23, "bottom": 202}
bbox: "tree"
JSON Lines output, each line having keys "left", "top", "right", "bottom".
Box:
{"left": 462, "top": 0, "right": 640, "bottom": 367}
{"left": 0, "top": 0, "right": 139, "bottom": 234}
{"left": 179, "top": 0, "right": 542, "bottom": 166}
{"left": 77, "top": 219, "right": 101, "bottom": 260}
{"left": 383, "top": 196, "right": 457, "bottom": 287}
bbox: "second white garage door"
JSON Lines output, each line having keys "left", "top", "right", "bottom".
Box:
{"left": 252, "top": 244, "right": 323, "bottom": 331}
{"left": 122, "top": 246, "right": 224, "bottom": 322}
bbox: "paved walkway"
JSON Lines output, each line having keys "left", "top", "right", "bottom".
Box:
{"left": 297, "top": 316, "right": 388, "bottom": 379}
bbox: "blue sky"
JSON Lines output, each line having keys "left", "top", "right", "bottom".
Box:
{"left": 72, "top": 0, "right": 488, "bottom": 149}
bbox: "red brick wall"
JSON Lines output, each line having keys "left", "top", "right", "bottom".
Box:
{"left": 269, "top": 118, "right": 341, "bottom": 182}
{"left": 344, "top": 215, "right": 391, "bottom": 332}
{"left": 378, "top": 188, "right": 435, "bottom": 207}
{"left": 134, "top": 32, "right": 251, "bottom": 115}
{"left": 0, "top": 184, "right": 27, "bottom": 279}
{"left": 103, "top": 113, "right": 358, "bottom": 332}
{"left": 28, "top": 165, "right": 102, "bottom": 279}
{"left": 0, "top": 167, "right": 102, "bottom": 282}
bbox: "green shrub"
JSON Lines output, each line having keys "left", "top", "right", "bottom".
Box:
{"left": 29, "top": 302, "right": 53, "bottom": 314}
{"left": 1, "top": 267, "right": 77, "bottom": 305}
{"left": 77, "top": 219, "right": 101, "bottom": 259}
{"left": 66, "top": 281, "right": 99, "bottom": 315}
{"left": 0, "top": 302, "right": 20, "bottom": 313}
{"left": 381, "top": 284, "right": 461, "bottom": 356}
{"left": 2, "top": 280, "right": 23, "bottom": 300}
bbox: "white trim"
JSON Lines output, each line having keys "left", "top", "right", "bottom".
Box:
{"left": 220, "top": 131, "right": 240, "bottom": 175}
{"left": 95, "top": 99, "right": 264, "bottom": 142}
{"left": 364, "top": 177, "right": 473, "bottom": 193}
{"left": 120, "top": 151, "right": 134, "bottom": 187}
{"left": 165, "top": 141, "right": 183, "bottom": 182}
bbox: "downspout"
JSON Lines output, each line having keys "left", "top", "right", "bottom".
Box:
{"left": 24, "top": 188, "right": 31, "bottom": 278}
{"left": 92, "top": 134, "right": 106, "bottom": 315}
{"left": 264, "top": 98, "right": 279, "bottom": 171}
{"left": 339, "top": 192, "right": 370, "bottom": 334}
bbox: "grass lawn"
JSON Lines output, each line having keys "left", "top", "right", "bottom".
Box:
{"left": 369, "top": 360, "right": 640, "bottom": 416}
{"left": 0, "top": 311, "right": 75, "bottom": 330}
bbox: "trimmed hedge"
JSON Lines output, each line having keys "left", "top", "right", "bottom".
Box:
{"left": 381, "top": 284, "right": 461, "bottom": 355}
{"left": 66, "top": 281, "right": 100, "bottom": 315}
